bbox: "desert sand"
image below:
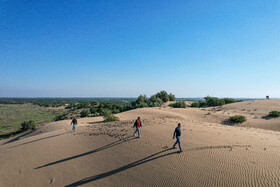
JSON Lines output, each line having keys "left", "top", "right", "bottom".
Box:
{"left": 0, "top": 99, "right": 280, "bottom": 186}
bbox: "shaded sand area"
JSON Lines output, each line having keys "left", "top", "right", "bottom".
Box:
{"left": 0, "top": 100, "right": 280, "bottom": 186}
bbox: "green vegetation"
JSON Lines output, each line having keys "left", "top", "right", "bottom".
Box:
{"left": 0, "top": 91, "right": 176, "bottom": 140}
{"left": 191, "top": 101, "right": 207, "bottom": 108}
{"left": 103, "top": 112, "right": 120, "bottom": 122}
{"left": 191, "top": 96, "right": 241, "bottom": 108}
{"left": 268, "top": 111, "right": 280, "bottom": 118}
{"left": 80, "top": 109, "right": 90, "bottom": 118}
{"left": 229, "top": 115, "right": 247, "bottom": 123}
{"left": 0, "top": 104, "right": 64, "bottom": 140}
{"left": 131, "top": 91, "right": 175, "bottom": 108}
{"left": 169, "top": 101, "right": 187, "bottom": 108}
{"left": 21, "top": 120, "right": 37, "bottom": 130}
{"left": 0, "top": 98, "right": 135, "bottom": 107}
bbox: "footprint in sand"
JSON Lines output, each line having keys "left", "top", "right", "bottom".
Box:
{"left": 49, "top": 178, "right": 54, "bottom": 184}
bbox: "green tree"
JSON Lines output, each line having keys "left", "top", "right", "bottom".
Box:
{"left": 169, "top": 93, "right": 176, "bottom": 101}
{"left": 136, "top": 95, "right": 149, "bottom": 104}
{"left": 204, "top": 96, "right": 223, "bottom": 106}
{"left": 155, "top": 91, "right": 170, "bottom": 102}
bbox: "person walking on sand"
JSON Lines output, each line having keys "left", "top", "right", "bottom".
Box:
{"left": 133, "top": 117, "right": 142, "bottom": 138}
{"left": 71, "top": 117, "right": 78, "bottom": 131}
{"left": 173, "top": 123, "right": 182, "bottom": 152}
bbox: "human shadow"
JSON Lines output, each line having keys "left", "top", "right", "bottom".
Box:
{"left": 88, "top": 121, "right": 104, "bottom": 124}
{"left": 221, "top": 120, "right": 236, "bottom": 126}
{"left": 35, "top": 137, "right": 137, "bottom": 169}
{"left": 2, "top": 130, "right": 34, "bottom": 145}
{"left": 261, "top": 115, "right": 271, "bottom": 120}
{"left": 65, "top": 148, "right": 178, "bottom": 187}
{"left": 9, "top": 132, "right": 71, "bottom": 148}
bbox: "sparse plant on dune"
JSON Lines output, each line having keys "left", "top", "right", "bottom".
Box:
{"left": 169, "top": 101, "right": 187, "bottom": 108}
{"left": 268, "top": 111, "right": 280, "bottom": 118}
{"left": 103, "top": 112, "right": 120, "bottom": 122}
{"left": 191, "top": 101, "right": 207, "bottom": 108}
{"left": 229, "top": 115, "right": 247, "bottom": 123}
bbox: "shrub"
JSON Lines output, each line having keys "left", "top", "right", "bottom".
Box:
{"left": 131, "top": 91, "right": 176, "bottom": 108}
{"left": 191, "top": 101, "right": 207, "bottom": 108}
{"left": 155, "top": 91, "right": 170, "bottom": 102}
{"left": 268, "top": 111, "right": 280, "bottom": 118}
{"left": 90, "top": 101, "right": 98, "bottom": 106}
{"left": 204, "top": 96, "right": 224, "bottom": 106}
{"left": 191, "top": 102, "right": 200, "bottom": 108}
{"left": 100, "top": 109, "right": 112, "bottom": 116}
{"left": 21, "top": 120, "right": 37, "bottom": 130}
{"left": 149, "top": 96, "right": 163, "bottom": 107}
{"left": 103, "top": 114, "right": 120, "bottom": 122}
{"left": 169, "top": 101, "right": 187, "bottom": 108}
{"left": 80, "top": 109, "right": 90, "bottom": 118}
{"left": 136, "top": 95, "right": 149, "bottom": 104}
{"left": 169, "top": 93, "right": 176, "bottom": 101}
{"left": 55, "top": 114, "right": 68, "bottom": 121}
{"left": 191, "top": 97, "right": 240, "bottom": 108}
{"left": 229, "top": 115, "right": 247, "bottom": 123}
{"left": 224, "top": 98, "right": 237, "bottom": 104}
{"left": 90, "top": 107, "right": 98, "bottom": 114}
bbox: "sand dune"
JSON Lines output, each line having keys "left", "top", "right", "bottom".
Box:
{"left": 0, "top": 100, "right": 280, "bottom": 186}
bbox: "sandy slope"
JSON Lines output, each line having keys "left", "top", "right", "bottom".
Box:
{"left": 0, "top": 100, "right": 280, "bottom": 186}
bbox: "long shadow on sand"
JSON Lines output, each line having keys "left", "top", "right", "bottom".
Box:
{"left": 2, "top": 130, "right": 35, "bottom": 145}
{"left": 35, "top": 137, "right": 138, "bottom": 170}
{"left": 9, "top": 132, "right": 71, "bottom": 148}
{"left": 65, "top": 148, "right": 179, "bottom": 187}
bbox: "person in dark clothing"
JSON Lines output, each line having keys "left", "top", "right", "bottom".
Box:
{"left": 133, "top": 117, "right": 142, "bottom": 138}
{"left": 71, "top": 117, "right": 78, "bottom": 131}
{"left": 173, "top": 123, "right": 182, "bottom": 152}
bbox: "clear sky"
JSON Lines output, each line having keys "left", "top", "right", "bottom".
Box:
{"left": 1, "top": 0, "right": 279, "bottom": 98}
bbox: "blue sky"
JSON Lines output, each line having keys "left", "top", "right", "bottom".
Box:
{"left": 0, "top": 0, "right": 279, "bottom": 98}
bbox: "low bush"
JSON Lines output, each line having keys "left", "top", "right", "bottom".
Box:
{"left": 80, "top": 109, "right": 90, "bottom": 118}
{"left": 229, "top": 115, "right": 247, "bottom": 123}
{"left": 21, "top": 120, "right": 37, "bottom": 130}
{"left": 268, "top": 111, "right": 280, "bottom": 118}
{"left": 191, "top": 102, "right": 200, "bottom": 108}
{"left": 103, "top": 114, "right": 120, "bottom": 122}
{"left": 169, "top": 101, "right": 187, "bottom": 108}
{"left": 224, "top": 98, "right": 237, "bottom": 104}
{"left": 205, "top": 96, "right": 224, "bottom": 106}
{"left": 191, "top": 101, "right": 207, "bottom": 108}
{"left": 55, "top": 114, "right": 68, "bottom": 121}
{"left": 191, "top": 97, "right": 240, "bottom": 108}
